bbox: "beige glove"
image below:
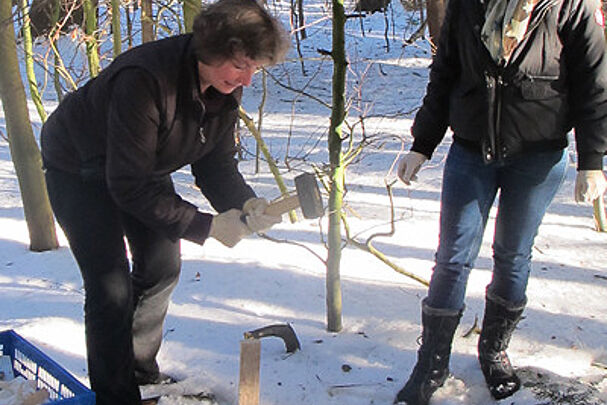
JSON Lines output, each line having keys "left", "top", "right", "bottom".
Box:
{"left": 575, "top": 170, "right": 607, "bottom": 203}
{"left": 243, "top": 197, "right": 269, "bottom": 216}
{"left": 209, "top": 209, "right": 251, "bottom": 247}
{"left": 242, "top": 197, "right": 282, "bottom": 233}
{"left": 397, "top": 151, "right": 428, "bottom": 185}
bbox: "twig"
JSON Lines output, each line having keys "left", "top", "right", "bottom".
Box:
{"left": 265, "top": 69, "right": 332, "bottom": 109}
{"left": 259, "top": 234, "right": 327, "bottom": 265}
{"left": 462, "top": 314, "right": 481, "bottom": 337}
{"left": 341, "top": 183, "right": 429, "bottom": 287}
{"left": 591, "top": 360, "right": 607, "bottom": 370}
{"left": 404, "top": 19, "right": 426, "bottom": 45}
{"left": 347, "top": 237, "right": 429, "bottom": 286}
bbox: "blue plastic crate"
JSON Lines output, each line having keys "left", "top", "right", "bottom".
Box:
{"left": 0, "top": 329, "right": 95, "bottom": 405}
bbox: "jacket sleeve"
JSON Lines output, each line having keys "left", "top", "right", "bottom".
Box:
{"left": 562, "top": 0, "right": 607, "bottom": 170}
{"left": 410, "top": 0, "right": 461, "bottom": 159}
{"left": 105, "top": 68, "right": 211, "bottom": 242}
{"left": 190, "top": 99, "right": 256, "bottom": 213}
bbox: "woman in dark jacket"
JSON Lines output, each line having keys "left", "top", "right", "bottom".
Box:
{"left": 394, "top": 0, "right": 607, "bottom": 403}
{"left": 40, "top": 1, "right": 289, "bottom": 404}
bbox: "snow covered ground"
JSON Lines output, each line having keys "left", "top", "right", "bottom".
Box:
{"left": 1, "top": 1, "right": 607, "bottom": 404}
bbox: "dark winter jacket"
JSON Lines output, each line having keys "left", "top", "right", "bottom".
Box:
{"left": 411, "top": 0, "right": 607, "bottom": 170}
{"left": 41, "top": 34, "right": 256, "bottom": 244}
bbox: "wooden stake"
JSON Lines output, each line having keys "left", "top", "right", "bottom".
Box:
{"left": 238, "top": 339, "right": 261, "bottom": 405}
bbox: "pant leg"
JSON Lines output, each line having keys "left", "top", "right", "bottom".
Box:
{"left": 45, "top": 168, "right": 141, "bottom": 405}
{"left": 489, "top": 149, "right": 567, "bottom": 304}
{"left": 427, "top": 143, "right": 499, "bottom": 310}
{"left": 121, "top": 178, "right": 181, "bottom": 382}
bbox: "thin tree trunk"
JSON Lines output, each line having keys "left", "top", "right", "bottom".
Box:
{"left": 48, "top": 0, "right": 65, "bottom": 101}
{"left": 111, "top": 0, "right": 121, "bottom": 57}
{"left": 297, "top": 0, "right": 306, "bottom": 39}
{"left": 83, "top": 0, "right": 99, "bottom": 77}
{"left": 141, "top": 0, "right": 154, "bottom": 43}
{"left": 0, "top": 1, "right": 58, "bottom": 251}
{"left": 326, "top": 0, "right": 346, "bottom": 333}
{"left": 53, "top": 53, "right": 64, "bottom": 102}
{"left": 183, "top": 0, "right": 201, "bottom": 33}
{"left": 255, "top": 69, "right": 268, "bottom": 174}
{"left": 594, "top": 197, "right": 607, "bottom": 232}
{"left": 239, "top": 107, "right": 298, "bottom": 223}
{"left": 126, "top": 2, "right": 133, "bottom": 48}
{"left": 426, "top": 0, "right": 446, "bottom": 50}
{"left": 21, "top": 0, "right": 47, "bottom": 122}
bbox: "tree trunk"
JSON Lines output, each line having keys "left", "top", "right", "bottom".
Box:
{"left": 238, "top": 107, "right": 298, "bottom": 223}
{"left": 126, "top": 2, "right": 133, "bottom": 48}
{"left": 297, "top": 0, "right": 306, "bottom": 39}
{"left": 426, "top": 0, "right": 446, "bottom": 50}
{"left": 326, "top": 0, "right": 346, "bottom": 333}
{"left": 83, "top": 0, "right": 99, "bottom": 77}
{"left": 111, "top": 0, "right": 121, "bottom": 57}
{"left": 183, "top": 0, "right": 201, "bottom": 33}
{"left": 141, "top": 0, "right": 154, "bottom": 43}
{"left": 255, "top": 69, "right": 267, "bottom": 174}
{"left": 29, "top": 0, "right": 87, "bottom": 38}
{"left": 21, "top": 0, "right": 47, "bottom": 122}
{"left": 594, "top": 197, "right": 607, "bottom": 232}
{"left": 0, "top": 1, "right": 58, "bottom": 251}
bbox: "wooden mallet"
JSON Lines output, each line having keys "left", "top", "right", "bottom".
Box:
{"left": 243, "top": 172, "right": 324, "bottom": 222}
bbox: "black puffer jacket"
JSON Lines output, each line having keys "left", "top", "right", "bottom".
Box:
{"left": 41, "top": 34, "right": 255, "bottom": 243}
{"left": 411, "top": 0, "right": 607, "bottom": 170}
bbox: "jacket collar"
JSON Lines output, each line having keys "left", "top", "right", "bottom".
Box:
{"left": 508, "top": 0, "right": 560, "bottom": 64}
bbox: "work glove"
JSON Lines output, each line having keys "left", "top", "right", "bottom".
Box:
{"left": 209, "top": 209, "right": 251, "bottom": 247}
{"left": 243, "top": 197, "right": 268, "bottom": 216}
{"left": 575, "top": 170, "right": 607, "bottom": 203}
{"left": 242, "top": 197, "right": 282, "bottom": 233}
{"left": 397, "top": 151, "right": 428, "bottom": 185}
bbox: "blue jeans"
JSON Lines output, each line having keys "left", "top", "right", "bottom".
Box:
{"left": 426, "top": 142, "right": 567, "bottom": 311}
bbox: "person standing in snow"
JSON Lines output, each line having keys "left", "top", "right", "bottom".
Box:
{"left": 394, "top": 0, "right": 607, "bottom": 403}
{"left": 40, "top": 1, "right": 289, "bottom": 404}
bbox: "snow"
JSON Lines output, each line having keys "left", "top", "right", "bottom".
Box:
{"left": 1, "top": 1, "right": 607, "bottom": 404}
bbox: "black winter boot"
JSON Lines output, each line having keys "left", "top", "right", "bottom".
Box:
{"left": 478, "top": 292, "right": 526, "bottom": 400}
{"left": 394, "top": 299, "right": 463, "bottom": 405}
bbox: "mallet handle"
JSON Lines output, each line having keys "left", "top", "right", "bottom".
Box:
{"left": 264, "top": 194, "right": 300, "bottom": 217}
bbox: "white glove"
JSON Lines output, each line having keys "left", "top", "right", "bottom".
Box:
{"left": 397, "top": 151, "right": 428, "bottom": 185}
{"left": 242, "top": 197, "right": 282, "bottom": 233}
{"left": 575, "top": 170, "right": 607, "bottom": 203}
{"left": 209, "top": 209, "right": 251, "bottom": 247}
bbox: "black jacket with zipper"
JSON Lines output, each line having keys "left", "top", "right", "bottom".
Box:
{"left": 411, "top": 0, "right": 607, "bottom": 170}
{"left": 41, "top": 34, "right": 256, "bottom": 244}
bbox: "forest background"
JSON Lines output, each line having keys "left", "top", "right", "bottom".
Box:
{"left": 1, "top": 0, "right": 607, "bottom": 404}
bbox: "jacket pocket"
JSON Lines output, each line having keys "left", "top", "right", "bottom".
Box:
{"left": 519, "top": 78, "right": 564, "bottom": 100}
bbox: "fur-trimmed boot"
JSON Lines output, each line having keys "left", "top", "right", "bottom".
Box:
{"left": 394, "top": 299, "right": 463, "bottom": 405}
{"left": 478, "top": 292, "right": 526, "bottom": 400}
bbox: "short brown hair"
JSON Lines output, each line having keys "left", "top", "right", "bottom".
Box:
{"left": 192, "top": 0, "right": 290, "bottom": 66}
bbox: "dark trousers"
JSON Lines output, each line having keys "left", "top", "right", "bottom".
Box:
{"left": 45, "top": 168, "right": 181, "bottom": 405}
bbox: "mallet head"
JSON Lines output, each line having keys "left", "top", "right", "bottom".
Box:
{"left": 294, "top": 173, "right": 324, "bottom": 219}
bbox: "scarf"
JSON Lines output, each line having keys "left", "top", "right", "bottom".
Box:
{"left": 481, "top": 0, "right": 539, "bottom": 65}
